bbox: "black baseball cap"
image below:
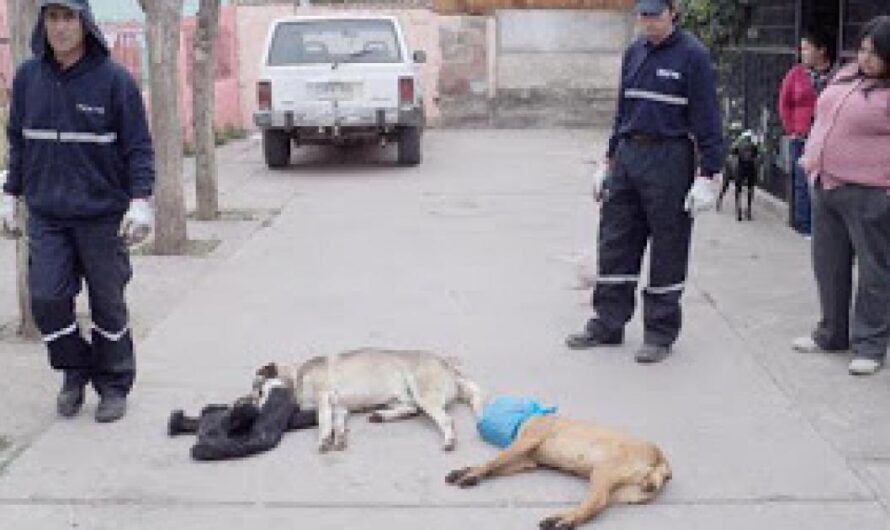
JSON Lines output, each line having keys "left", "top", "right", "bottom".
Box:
{"left": 40, "top": 0, "right": 89, "bottom": 11}
{"left": 635, "top": 0, "right": 670, "bottom": 16}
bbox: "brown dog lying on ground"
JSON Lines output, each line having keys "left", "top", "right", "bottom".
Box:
{"left": 446, "top": 415, "right": 671, "bottom": 529}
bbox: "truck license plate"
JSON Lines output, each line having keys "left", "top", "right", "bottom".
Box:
{"left": 312, "top": 82, "right": 358, "bottom": 101}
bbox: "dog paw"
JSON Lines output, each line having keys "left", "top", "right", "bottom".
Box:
{"left": 333, "top": 436, "right": 348, "bottom": 451}
{"left": 445, "top": 467, "right": 470, "bottom": 484}
{"left": 445, "top": 467, "right": 480, "bottom": 488}
{"left": 167, "top": 410, "right": 186, "bottom": 436}
{"left": 539, "top": 515, "right": 575, "bottom": 530}
{"left": 368, "top": 412, "right": 384, "bottom": 423}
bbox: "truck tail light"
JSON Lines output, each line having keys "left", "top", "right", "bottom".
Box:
{"left": 258, "top": 81, "right": 272, "bottom": 111}
{"left": 399, "top": 77, "right": 414, "bottom": 104}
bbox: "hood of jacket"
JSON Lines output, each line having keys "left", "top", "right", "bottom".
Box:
{"left": 30, "top": 0, "right": 109, "bottom": 63}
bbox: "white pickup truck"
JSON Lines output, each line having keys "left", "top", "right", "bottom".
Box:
{"left": 254, "top": 15, "right": 426, "bottom": 168}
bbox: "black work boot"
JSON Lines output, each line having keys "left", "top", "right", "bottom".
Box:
{"left": 565, "top": 324, "right": 623, "bottom": 350}
{"left": 634, "top": 344, "right": 672, "bottom": 364}
{"left": 95, "top": 394, "right": 127, "bottom": 423}
{"left": 57, "top": 384, "right": 85, "bottom": 418}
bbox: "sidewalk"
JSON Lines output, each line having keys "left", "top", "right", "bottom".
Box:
{"left": 1, "top": 129, "right": 888, "bottom": 529}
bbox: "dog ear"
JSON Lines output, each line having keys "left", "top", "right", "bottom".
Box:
{"left": 256, "top": 362, "right": 278, "bottom": 378}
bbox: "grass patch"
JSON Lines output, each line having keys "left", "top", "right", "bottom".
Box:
{"left": 187, "top": 207, "right": 281, "bottom": 223}
{"left": 184, "top": 125, "right": 248, "bottom": 155}
{"left": 130, "top": 238, "right": 221, "bottom": 257}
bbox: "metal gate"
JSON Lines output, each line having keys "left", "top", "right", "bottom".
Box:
{"left": 718, "top": 0, "right": 888, "bottom": 209}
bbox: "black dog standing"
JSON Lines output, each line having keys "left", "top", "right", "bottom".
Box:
{"left": 718, "top": 131, "right": 761, "bottom": 221}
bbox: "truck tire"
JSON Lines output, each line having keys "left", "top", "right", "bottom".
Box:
{"left": 397, "top": 126, "right": 422, "bottom": 166}
{"left": 263, "top": 130, "right": 291, "bottom": 169}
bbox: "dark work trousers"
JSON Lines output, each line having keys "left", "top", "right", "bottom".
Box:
{"left": 811, "top": 180, "right": 890, "bottom": 361}
{"left": 27, "top": 215, "right": 135, "bottom": 396}
{"left": 587, "top": 137, "right": 695, "bottom": 346}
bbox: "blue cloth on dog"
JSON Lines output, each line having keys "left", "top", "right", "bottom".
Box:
{"left": 477, "top": 395, "right": 557, "bottom": 448}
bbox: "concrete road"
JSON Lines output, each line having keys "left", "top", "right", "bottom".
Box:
{"left": 1, "top": 129, "right": 888, "bottom": 529}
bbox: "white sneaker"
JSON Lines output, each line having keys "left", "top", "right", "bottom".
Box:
{"left": 848, "top": 358, "right": 883, "bottom": 376}
{"left": 791, "top": 336, "right": 822, "bottom": 353}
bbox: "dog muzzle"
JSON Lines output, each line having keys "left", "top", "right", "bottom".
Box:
{"left": 477, "top": 395, "right": 557, "bottom": 448}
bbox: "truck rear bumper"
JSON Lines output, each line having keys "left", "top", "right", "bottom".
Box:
{"left": 254, "top": 107, "right": 423, "bottom": 130}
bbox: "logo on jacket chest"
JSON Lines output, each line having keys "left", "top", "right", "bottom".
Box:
{"left": 656, "top": 68, "right": 682, "bottom": 81}
{"left": 76, "top": 103, "right": 106, "bottom": 115}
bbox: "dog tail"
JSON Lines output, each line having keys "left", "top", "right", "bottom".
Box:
{"left": 456, "top": 375, "right": 486, "bottom": 419}
{"left": 441, "top": 356, "right": 486, "bottom": 417}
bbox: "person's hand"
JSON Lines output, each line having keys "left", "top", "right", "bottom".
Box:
{"left": 119, "top": 198, "right": 153, "bottom": 246}
{"left": 592, "top": 161, "right": 612, "bottom": 202}
{"left": 683, "top": 174, "right": 720, "bottom": 216}
{"left": 1, "top": 193, "right": 21, "bottom": 239}
{"left": 799, "top": 152, "right": 815, "bottom": 175}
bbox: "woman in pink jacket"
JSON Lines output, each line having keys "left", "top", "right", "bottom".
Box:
{"left": 792, "top": 16, "right": 890, "bottom": 376}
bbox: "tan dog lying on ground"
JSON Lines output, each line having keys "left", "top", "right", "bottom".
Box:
{"left": 446, "top": 415, "right": 671, "bottom": 529}
{"left": 253, "top": 348, "right": 484, "bottom": 452}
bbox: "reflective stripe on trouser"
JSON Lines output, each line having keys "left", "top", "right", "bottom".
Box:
{"left": 31, "top": 296, "right": 92, "bottom": 371}
{"left": 588, "top": 137, "right": 694, "bottom": 346}
{"left": 28, "top": 216, "right": 135, "bottom": 394}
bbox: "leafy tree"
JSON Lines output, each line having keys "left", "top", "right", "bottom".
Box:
{"left": 681, "top": 0, "right": 751, "bottom": 56}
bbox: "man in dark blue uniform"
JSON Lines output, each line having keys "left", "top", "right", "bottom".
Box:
{"left": 1, "top": 0, "right": 155, "bottom": 422}
{"left": 566, "top": 0, "right": 724, "bottom": 363}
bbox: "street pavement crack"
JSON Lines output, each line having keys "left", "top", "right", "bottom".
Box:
{"left": 0, "top": 495, "right": 878, "bottom": 510}
{"left": 693, "top": 285, "right": 884, "bottom": 512}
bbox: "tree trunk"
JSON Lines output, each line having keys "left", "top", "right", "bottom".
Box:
{"left": 8, "top": 0, "right": 41, "bottom": 339}
{"left": 140, "top": 0, "right": 188, "bottom": 254}
{"left": 192, "top": 0, "right": 220, "bottom": 221}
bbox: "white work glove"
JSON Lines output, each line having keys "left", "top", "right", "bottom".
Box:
{"left": 1, "top": 192, "right": 21, "bottom": 239}
{"left": 119, "top": 198, "right": 154, "bottom": 246}
{"left": 683, "top": 174, "right": 720, "bottom": 216}
{"left": 591, "top": 161, "right": 612, "bottom": 202}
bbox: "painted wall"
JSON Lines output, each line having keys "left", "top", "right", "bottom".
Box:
{"left": 0, "top": 2, "right": 243, "bottom": 140}
{"left": 85, "top": 0, "right": 233, "bottom": 22}
{"left": 180, "top": 5, "right": 244, "bottom": 137}
{"left": 493, "top": 9, "right": 632, "bottom": 126}
{"left": 99, "top": 6, "right": 243, "bottom": 140}
{"left": 496, "top": 9, "right": 630, "bottom": 91}
{"left": 435, "top": 15, "right": 491, "bottom": 126}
